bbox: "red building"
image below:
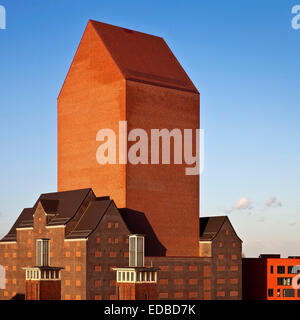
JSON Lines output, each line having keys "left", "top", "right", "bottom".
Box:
{"left": 57, "top": 20, "right": 199, "bottom": 257}
{"left": 243, "top": 254, "right": 300, "bottom": 300}
{"left": 0, "top": 20, "right": 243, "bottom": 300}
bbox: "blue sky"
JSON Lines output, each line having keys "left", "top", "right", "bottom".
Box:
{"left": 0, "top": 0, "right": 300, "bottom": 257}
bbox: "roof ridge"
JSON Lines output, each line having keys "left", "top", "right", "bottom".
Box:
{"left": 71, "top": 200, "right": 94, "bottom": 233}
{"left": 89, "top": 19, "right": 163, "bottom": 40}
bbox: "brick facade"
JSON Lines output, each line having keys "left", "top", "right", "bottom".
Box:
{"left": 57, "top": 20, "right": 199, "bottom": 257}
{"left": 0, "top": 21, "right": 243, "bottom": 301}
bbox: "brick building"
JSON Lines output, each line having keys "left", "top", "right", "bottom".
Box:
{"left": 57, "top": 20, "right": 199, "bottom": 257}
{"left": 0, "top": 20, "right": 243, "bottom": 300}
{"left": 0, "top": 190, "right": 241, "bottom": 300}
{"left": 243, "top": 255, "right": 300, "bottom": 300}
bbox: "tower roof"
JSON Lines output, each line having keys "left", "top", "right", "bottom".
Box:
{"left": 87, "top": 20, "right": 198, "bottom": 94}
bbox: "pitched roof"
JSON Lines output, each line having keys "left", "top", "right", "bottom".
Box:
{"left": 1, "top": 208, "right": 34, "bottom": 242}
{"left": 199, "top": 216, "right": 227, "bottom": 241}
{"left": 0, "top": 189, "right": 92, "bottom": 242}
{"left": 200, "top": 216, "right": 243, "bottom": 242}
{"left": 40, "top": 199, "right": 59, "bottom": 215}
{"left": 38, "top": 188, "right": 92, "bottom": 226}
{"left": 0, "top": 188, "right": 167, "bottom": 257}
{"left": 66, "top": 198, "right": 112, "bottom": 239}
{"left": 89, "top": 20, "right": 199, "bottom": 94}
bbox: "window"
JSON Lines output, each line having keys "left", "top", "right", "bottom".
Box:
{"left": 283, "top": 289, "right": 295, "bottom": 298}
{"left": 188, "top": 279, "right": 197, "bottom": 285}
{"left": 95, "top": 280, "right": 101, "bottom": 287}
{"left": 230, "top": 266, "right": 238, "bottom": 271}
{"left": 36, "top": 239, "right": 50, "bottom": 267}
{"left": 174, "top": 279, "right": 183, "bottom": 285}
{"left": 277, "top": 277, "right": 292, "bottom": 286}
{"left": 109, "top": 251, "right": 116, "bottom": 258}
{"left": 277, "top": 289, "right": 281, "bottom": 297}
{"left": 268, "top": 289, "right": 274, "bottom": 297}
{"left": 129, "top": 235, "right": 144, "bottom": 267}
{"left": 159, "top": 279, "right": 168, "bottom": 285}
{"left": 288, "top": 266, "right": 300, "bottom": 274}
{"left": 95, "top": 251, "right": 102, "bottom": 257}
{"left": 76, "top": 280, "right": 81, "bottom": 287}
{"left": 217, "top": 266, "right": 225, "bottom": 272}
{"left": 204, "top": 279, "right": 211, "bottom": 291}
{"left": 94, "top": 265, "right": 101, "bottom": 272}
{"left": 277, "top": 266, "right": 285, "bottom": 274}
{"left": 174, "top": 266, "right": 183, "bottom": 271}
{"left": 270, "top": 266, "right": 274, "bottom": 274}
{"left": 189, "top": 266, "right": 198, "bottom": 272}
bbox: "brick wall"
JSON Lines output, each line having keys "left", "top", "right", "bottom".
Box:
{"left": 210, "top": 219, "right": 242, "bottom": 300}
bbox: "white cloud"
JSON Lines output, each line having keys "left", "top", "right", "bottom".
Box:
{"left": 227, "top": 197, "right": 252, "bottom": 213}
{"left": 266, "top": 196, "right": 282, "bottom": 208}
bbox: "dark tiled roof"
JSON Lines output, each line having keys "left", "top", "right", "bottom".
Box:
{"left": 199, "top": 216, "right": 227, "bottom": 241}
{"left": 200, "top": 216, "right": 242, "bottom": 243}
{"left": 40, "top": 199, "right": 59, "bottom": 215}
{"left": 66, "top": 199, "right": 112, "bottom": 239}
{"left": 1, "top": 187, "right": 167, "bottom": 256}
{"left": 0, "top": 189, "right": 92, "bottom": 242}
{"left": 1, "top": 208, "right": 34, "bottom": 242}
{"left": 119, "top": 208, "right": 166, "bottom": 256}
{"left": 39, "top": 189, "right": 92, "bottom": 226}
{"left": 89, "top": 20, "right": 199, "bottom": 94}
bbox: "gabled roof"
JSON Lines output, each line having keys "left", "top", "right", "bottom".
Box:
{"left": 200, "top": 216, "right": 227, "bottom": 241}
{"left": 38, "top": 188, "right": 92, "bottom": 226}
{"left": 66, "top": 198, "right": 112, "bottom": 239}
{"left": 64, "top": 20, "right": 198, "bottom": 94}
{"left": 0, "top": 188, "right": 167, "bottom": 256}
{"left": 1, "top": 208, "right": 34, "bottom": 242}
{"left": 200, "top": 216, "right": 242, "bottom": 242}
{"left": 0, "top": 189, "right": 92, "bottom": 242}
{"left": 39, "top": 199, "right": 59, "bottom": 215}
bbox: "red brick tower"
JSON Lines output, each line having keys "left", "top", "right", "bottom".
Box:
{"left": 58, "top": 20, "right": 200, "bottom": 256}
